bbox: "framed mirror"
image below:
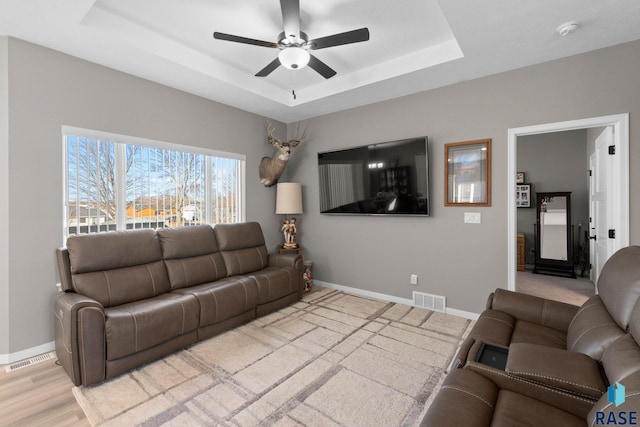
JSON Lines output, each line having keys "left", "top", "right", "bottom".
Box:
{"left": 533, "top": 191, "right": 576, "bottom": 278}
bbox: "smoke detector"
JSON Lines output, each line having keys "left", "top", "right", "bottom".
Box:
{"left": 557, "top": 21, "right": 579, "bottom": 37}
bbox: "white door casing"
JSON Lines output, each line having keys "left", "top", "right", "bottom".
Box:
{"left": 589, "top": 127, "right": 614, "bottom": 288}
{"left": 507, "top": 114, "right": 629, "bottom": 292}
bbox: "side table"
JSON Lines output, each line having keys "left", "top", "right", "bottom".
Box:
{"left": 278, "top": 247, "right": 302, "bottom": 255}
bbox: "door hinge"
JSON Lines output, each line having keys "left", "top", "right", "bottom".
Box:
{"left": 609, "top": 145, "right": 616, "bottom": 155}
{"left": 609, "top": 229, "right": 616, "bottom": 239}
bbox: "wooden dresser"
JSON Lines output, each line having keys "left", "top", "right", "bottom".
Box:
{"left": 517, "top": 233, "right": 525, "bottom": 272}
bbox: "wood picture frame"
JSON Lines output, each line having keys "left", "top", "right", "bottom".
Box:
{"left": 445, "top": 139, "right": 491, "bottom": 206}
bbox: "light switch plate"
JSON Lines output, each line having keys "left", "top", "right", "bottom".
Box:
{"left": 464, "top": 212, "right": 481, "bottom": 224}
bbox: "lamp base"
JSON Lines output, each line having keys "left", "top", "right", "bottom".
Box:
{"left": 280, "top": 216, "right": 299, "bottom": 251}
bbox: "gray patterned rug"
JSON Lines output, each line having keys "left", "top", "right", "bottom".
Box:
{"left": 73, "top": 287, "right": 473, "bottom": 426}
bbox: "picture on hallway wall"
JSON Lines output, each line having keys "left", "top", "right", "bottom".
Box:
{"left": 516, "top": 184, "right": 531, "bottom": 208}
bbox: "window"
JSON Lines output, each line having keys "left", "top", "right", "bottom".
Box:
{"left": 63, "top": 128, "right": 245, "bottom": 238}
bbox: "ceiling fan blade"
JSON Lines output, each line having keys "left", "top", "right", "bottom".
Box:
{"left": 309, "top": 28, "right": 370, "bottom": 50}
{"left": 280, "top": 0, "right": 300, "bottom": 40}
{"left": 308, "top": 54, "right": 337, "bottom": 79}
{"left": 255, "top": 57, "right": 282, "bottom": 77}
{"left": 213, "top": 32, "right": 278, "bottom": 48}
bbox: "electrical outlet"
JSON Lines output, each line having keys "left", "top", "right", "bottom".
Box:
{"left": 410, "top": 274, "right": 418, "bottom": 285}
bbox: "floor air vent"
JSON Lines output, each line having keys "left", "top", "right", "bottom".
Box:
{"left": 413, "top": 291, "right": 446, "bottom": 313}
{"left": 5, "top": 351, "right": 56, "bottom": 373}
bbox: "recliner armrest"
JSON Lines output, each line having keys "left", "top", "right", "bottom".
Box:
{"left": 489, "top": 288, "right": 579, "bottom": 332}
{"left": 505, "top": 343, "right": 606, "bottom": 399}
{"left": 54, "top": 292, "right": 105, "bottom": 386}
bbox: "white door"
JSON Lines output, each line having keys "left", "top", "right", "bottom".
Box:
{"left": 589, "top": 126, "right": 614, "bottom": 288}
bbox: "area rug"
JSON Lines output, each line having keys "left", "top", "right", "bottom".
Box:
{"left": 73, "top": 287, "right": 473, "bottom": 426}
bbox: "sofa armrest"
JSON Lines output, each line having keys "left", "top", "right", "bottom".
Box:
{"left": 269, "top": 253, "right": 305, "bottom": 297}
{"left": 489, "top": 288, "right": 580, "bottom": 332}
{"left": 54, "top": 292, "right": 105, "bottom": 386}
{"left": 268, "top": 252, "right": 301, "bottom": 268}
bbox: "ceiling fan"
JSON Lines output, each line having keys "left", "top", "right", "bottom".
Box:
{"left": 213, "top": 0, "right": 370, "bottom": 79}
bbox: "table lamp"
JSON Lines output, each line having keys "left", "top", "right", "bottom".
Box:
{"left": 276, "top": 182, "right": 303, "bottom": 249}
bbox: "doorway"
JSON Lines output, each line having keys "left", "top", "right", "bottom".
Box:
{"left": 507, "top": 114, "right": 629, "bottom": 293}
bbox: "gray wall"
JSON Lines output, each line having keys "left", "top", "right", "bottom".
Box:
{"left": 286, "top": 40, "right": 640, "bottom": 314}
{"left": 0, "top": 37, "right": 286, "bottom": 357}
{"left": 517, "top": 130, "right": 589, "bottom": 266}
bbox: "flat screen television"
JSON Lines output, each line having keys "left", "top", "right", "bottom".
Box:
{"left": 317, "top": 137, "right": 429, "bottom": 216}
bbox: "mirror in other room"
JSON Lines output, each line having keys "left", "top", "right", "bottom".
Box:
{"left": 534, "top": 192, "right": 576, "bottom": 278}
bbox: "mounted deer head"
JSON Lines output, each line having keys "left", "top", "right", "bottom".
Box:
{"left": 259, "top": 120, "right": 306, "bottom": 187}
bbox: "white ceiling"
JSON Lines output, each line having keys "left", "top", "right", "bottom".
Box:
{"left": 2, "top": 0, "right": 640, "bottom": 123}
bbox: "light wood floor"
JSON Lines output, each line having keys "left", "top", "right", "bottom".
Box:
{"left": 0, "top": 357, "right": 89, "bottom": 427}
{"left": 0, "top": 274, "right": 595, "bottom": 427}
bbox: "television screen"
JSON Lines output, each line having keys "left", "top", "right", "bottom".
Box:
{"left": 317, "top": 137, "right": 429, "bottom": 216}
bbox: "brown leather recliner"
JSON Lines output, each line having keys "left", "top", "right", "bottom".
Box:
{"left": 54, "top": 222, "right": 303, "bottom": 386}
{"left": 422, "top": 246, "right": 640, "bottom": 426}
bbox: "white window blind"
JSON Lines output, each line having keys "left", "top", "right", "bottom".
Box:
{"left": 64, "top": 130, "right": 245, "bottom": 238}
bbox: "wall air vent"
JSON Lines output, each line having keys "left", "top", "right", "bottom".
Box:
{"left": 413, "top": 291, "right": 446, "bottom": 313}
{"left": 5, "top": 352, "right": 56, "bottom": 373}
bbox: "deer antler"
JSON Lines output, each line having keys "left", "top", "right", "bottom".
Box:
{"left": 266, "top": 119, "right": 282, "bottom": 146}
{"left": 266, "top": 119, "right": 307, "bottom": 146}
{"left": 292, "top": 122, "right": 307, "bottom": 143}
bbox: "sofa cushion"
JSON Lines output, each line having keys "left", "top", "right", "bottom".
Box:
{"left": 158, "top": 225, "right": 227, "bottom": 289}
{"left": 67, "top": 229, "right": 171, "bottom": 307}
{"left": 105, "top": 292, "right": 199, "bottom": 360}
{"left": 420, "top": 368, "right": 584, "bottom": 427}
{"left": 490, "top": 288, "right": 578, "bottom": 332}
{"left": 492, "top": 390, "right": 584, "bottom": 427}
{"left": 251, "top": 266, "right": 299, "bottom": 305}
{"left": 173, "top": 276, "right": 258, "bottom": 327}
{"left": 597, "top": 246, "right": 640, "bottom": 330}
{"left": 510, "top": 321, "right": 567, "bottom": 350}
{"left": 72, "top": 261, "right": 171, "bottom": 307}
{"left": 214, "top": 222, "right": 266, "bottom": 251}
{"left": 67, "top": 229, "right": 162, "bottom": 274}
{"left": 214, "top": 222, "right": 269, "bottom": 275}
{"left": 601, "top": 334, "right": 640, "bottom": 385}
{"left": 566, "top": 295, "right": 625, "bottom": 360}
{"left": 221, "top": 247, "right": 269, "bottom": 276}
{"left": 157, "top": 225, "right": 218, "bottom": 259}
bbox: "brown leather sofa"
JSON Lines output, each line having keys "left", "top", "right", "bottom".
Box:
{"left": 54, "top": 222, "right": 304, "bottom": 386}
{"left": 422, "top": 246, "right": 640, "bottom": 426}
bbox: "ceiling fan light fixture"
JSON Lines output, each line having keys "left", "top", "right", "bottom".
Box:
{"left": 278, "top": 47, "right": 310, "bottom": 70}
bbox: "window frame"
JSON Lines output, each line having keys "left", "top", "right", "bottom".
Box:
{"left": 62, "top": 126, "right": 246, "bottom": 241}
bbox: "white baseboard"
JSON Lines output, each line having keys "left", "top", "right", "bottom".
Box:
{"left": 445, "top": 307, "right": 480, "bottom": 320}
{"left": 313, "top": 280, "right": 480, "bottom": 320}
{"left": 0, "top": 341, "right": 55, "bottom": 365}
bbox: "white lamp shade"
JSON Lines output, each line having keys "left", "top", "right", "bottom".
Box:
{"left": 278, "top": 47, "right": 310, "bottom": 70}
{"left": 276, "top": 183, "right": 303, "bottom": 214}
